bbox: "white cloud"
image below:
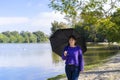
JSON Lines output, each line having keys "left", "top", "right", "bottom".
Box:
{"left": 30, "top": 11, "right": 66, "bottom": 27}
{"left": 29, "top": 11, "right": 67, "bottom": 34}
{"left": 0, "top": 17, "right": 29, "bottom": 26}
{"left": 0, "top": 11, "right": 66, "bottom": 35}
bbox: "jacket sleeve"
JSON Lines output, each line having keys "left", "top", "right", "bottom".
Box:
{"left": 78, "top": 48, "right": 84, "bottom": 71}
{"left": 62, "top": 46, "right": 68, "bottom": 60}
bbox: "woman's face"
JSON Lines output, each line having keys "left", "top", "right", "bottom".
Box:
{"left": 69, "top": 38, "right": 76, "bottom": 46}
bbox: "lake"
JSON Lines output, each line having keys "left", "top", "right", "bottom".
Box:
{"left": 0, "top": 43, "right": 118, "bottom": 80}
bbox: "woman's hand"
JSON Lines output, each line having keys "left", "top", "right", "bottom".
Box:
{"left": 64, "top": 51, "right": 67, "bottom": 56}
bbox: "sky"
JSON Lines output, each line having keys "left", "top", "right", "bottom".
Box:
{"left": 0, "top": 0, "right": 66, "bottom": 35}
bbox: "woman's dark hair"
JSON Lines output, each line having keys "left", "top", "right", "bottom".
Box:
{"left": 68, "top": 35, "right": 77, "bottom": 41}
{"left": 67, "top": 35, "right": 77, "bottom": 46}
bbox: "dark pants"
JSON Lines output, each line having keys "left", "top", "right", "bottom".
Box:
{"left": 65, "top": 65, "right": 80, "bottom": 80}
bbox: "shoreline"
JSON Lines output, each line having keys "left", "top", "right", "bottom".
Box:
{"left": 48, "top": 51, "right": 120, "bottom": 80}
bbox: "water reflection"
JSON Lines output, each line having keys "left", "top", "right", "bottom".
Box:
{"left": 84, "top": 49, "right": 118, "bottom": 65}
{"left": 0, "top": 43, "right": 65, "bottom": 80}
{"left": 51, "top": 52, "right": 63, "bottom": 66}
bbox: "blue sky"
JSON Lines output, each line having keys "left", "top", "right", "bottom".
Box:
{"left": 0, "top": 0, "right": 66, "bottom": 35}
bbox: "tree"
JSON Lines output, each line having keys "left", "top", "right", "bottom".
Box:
{"left": 33, "top": 31, "right": 48, "bottom": 42}
{"left": 110, "top": 8, "right": 120, "bottom": 42}
{"left": 80, "top": 11, "right": 104, "bottom": 42}
{"left": 49, "top": 0, "right": 120, "bottom": 42}
{"left": 2, "top": 31, "right": 17, "bottom": 43}
{"left": 9, "top": 31, "right": 24, "bottom": 43}
{"left": 2, "top": 31, "right": 11, "bottom": 37}
{"left": 20, "top": 31, "right": 30, "bottom": 43}
{"left": 51, "top": 21, "right": 68, "bottom": 34}
{"left": 49, "top": 0, "right": 120, "bottom": 19}
{"left": 0, "top": 31, "right": 48, "bottom": 43}
{"left": 9, "top": 35, "right": 17, "bottom": 43}
{"left": 10, "top": 31, "right": 19, "bottom": 36}
{"left": 17, "top": 35, "right": 25, "bottom": 43}
{"left": 111, "top": 8, "right": 120, "bottom": 27}
{"left": 94, "top": 17, "right": 117, "bottom": 42}
{"left": 29, "top": 33, "right": 37, "bottom": 43}
{"left": 0, "top": 33, "right": 9, "bottom": 43}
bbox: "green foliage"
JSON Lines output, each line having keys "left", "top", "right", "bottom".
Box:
{"left": 49, "top": 0, "right": 120, "bottom": 42}
{"left": 2, "top": 31, "right": 11, "bottom": 37}
{"left": 51, "top": 21, "right": 68, "bottom": 34}
{"left": 33, "top": 31, "right": 48, "bottom": 42}
{"left": 95, "top": 17, "right": 119, "bottom": 42}
{"left": 48, "top": 74, "right": 65, "bottom": 80}
{"left": 110, "top": 8, "right": 120, "bottom": 42}
{"left": 17, "top": 35, "right": 25, "bottom": 43}
{"left": 0, "top": 33, "right": 10, "bottom": 43}
{"left": 29, "top": 33, "right": 37, "bottom": 43}
{"left": 20, "top": 31, "right": 30, "bottom": 43}
{"left": 111, "top": 8, "right": 120, "bottom": 25}
{"left": 74, "top": 23, "right": 105, "bottom": 42}
{"left": 49, "top": 0, "right": 79, "bottom": 16}
{"left": 9, "top": 35, "right": 17, "bottom": 43}
{"left": 0, "top": 31, "right": 48, "bottom": 43}
{"left": 49, "top": 0, "right": 120, "bottom": 16}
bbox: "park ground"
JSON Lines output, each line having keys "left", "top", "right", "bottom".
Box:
{"left": 59, "top": 51, "right": 120, "bottom": 80}
{"left": 48, "top": 43, "right": 120, "bottom": 80}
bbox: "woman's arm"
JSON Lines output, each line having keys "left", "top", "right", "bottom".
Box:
{"left": 78, "top": 48, "right": 84, "bottom": 71}
{"left": 62, "top": 46, "right": 68, "bottom": 60}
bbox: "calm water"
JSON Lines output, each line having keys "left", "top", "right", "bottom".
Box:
{"left": 0, "top": 43, "right": 118, "bottom": 80}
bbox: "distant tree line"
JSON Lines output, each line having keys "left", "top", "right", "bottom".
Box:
{"left": 0, "top": 31, "right": 48, "bottom": 43}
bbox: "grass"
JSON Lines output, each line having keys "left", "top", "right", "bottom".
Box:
{"left": 84, "top": 59, "right": 109, "bottom": 70}
{"left": 47, "top": 74, "right": 66, "bottom": 80}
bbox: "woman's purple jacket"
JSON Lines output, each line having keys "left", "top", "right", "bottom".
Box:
{"left": 62, "top": 46, "right": 84, "bottom": 71}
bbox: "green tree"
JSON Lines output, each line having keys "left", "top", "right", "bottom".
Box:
{"left": 51, "top": 21, "right": 68, "bottom": 34}
{"left": 0, "top": 33, "right": 9, "bottom": 43}
{"left": 20, "top": 31, "right": 30, "bottom": 43}
{"left": 2, "top": 31, "right": 17, "bottom": 43}
{"left": 111, "top": 8, "right": 120, "bottom": 27}
{"left": 2, "top": 31, "right": 11, "bottom": 37}
{"left": 9, "top": 35, "right": 17, "bottom": 43}
{"left": 33, "top": 31, "right": 48, "bottom": 42}
{"left": 49, "top": 0, "right": 120, "bottom": 42}
{"left": 49, "top": 0, "right": 120, "bottom": 19}
{"left": 80, "top": 11, "right": 104, "bottom": 42}
{"left": 10, "top": 31, "right": 24, "bottom": 43}
{"left": 95, "top": 17, "right": 119, "bottom": 42}
{"left": 17, "top": 35, "right": 25, "bottom": 43}
{"left": 29, "top": 33, "right": 37, "bottom": 43}
{"left": 0, "top": 31, "right": 48, "bottom": 43}
{"left": 10, "top": 31, "right": 19, "bottom": 36}
{"left": 110, "top": 8, "right": 120, "bottom": 42}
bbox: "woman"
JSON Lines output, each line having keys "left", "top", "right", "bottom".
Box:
{"left": 62, "top": 35, "right": 84, "bottom": 80}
